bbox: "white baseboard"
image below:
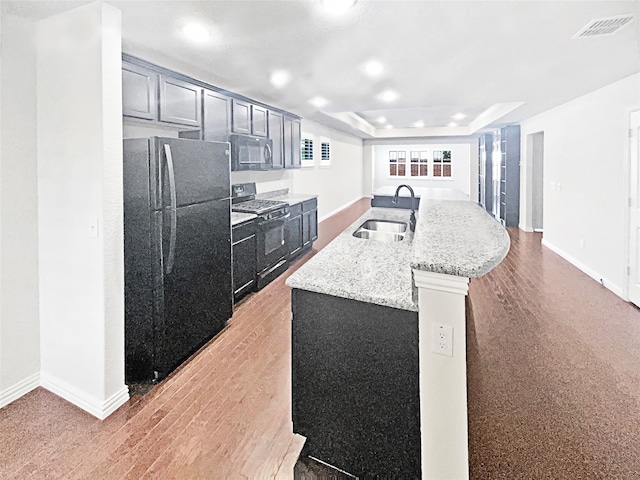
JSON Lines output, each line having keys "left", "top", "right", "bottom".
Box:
{"left": 319, "top": 196, "right": 368, "bottom": 223}
{"left": 41, "top": 371, "right": 129, "bottom": 420}
{"left": 519, "top": 224, "right": 534, "bottom": 232}
{"left": 541, "top": 239, "right": 624, "bottom": 298}
{"left": 0, "top": 372, "right": 40, "bottom": 409}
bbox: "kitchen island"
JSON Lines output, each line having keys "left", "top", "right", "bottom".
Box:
{"left": 286, "top": 199, "right": 509, "bottom": 479}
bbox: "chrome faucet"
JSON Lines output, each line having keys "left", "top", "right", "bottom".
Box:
{"left": 392, "top": 184, "right": 417, "bottom": 232}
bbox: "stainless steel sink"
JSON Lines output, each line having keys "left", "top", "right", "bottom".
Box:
{"left": 353, "top": 219, "right": 408, "bottom": 242}
{"left": 359, "top": 219, "right": 408, "bottom": 233}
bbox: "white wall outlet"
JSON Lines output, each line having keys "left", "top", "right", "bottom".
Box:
{"left": 579, "top": 238, "right": 585, "bottom": 248}
{"left": 431, "top": 324, "right": 453, "bottom": 357}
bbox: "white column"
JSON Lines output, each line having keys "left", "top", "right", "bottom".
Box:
{"left": 413, "top": 269, "right": 470, "bottom": 480}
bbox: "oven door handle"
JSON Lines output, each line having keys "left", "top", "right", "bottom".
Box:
{"left": 257, "top": 212, "right": 290, "bottom": 228}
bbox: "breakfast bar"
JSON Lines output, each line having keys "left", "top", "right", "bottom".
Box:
{"left": 286, "top": 199, "right": 510, "bottom": 479}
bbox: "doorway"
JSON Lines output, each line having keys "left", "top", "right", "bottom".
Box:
{"left": 626, "top": 111, "right": 640, "bottom": 306}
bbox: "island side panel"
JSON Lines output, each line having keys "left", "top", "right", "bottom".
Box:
{"left": 291, "top": 288, "right": 421, "bottom": 478}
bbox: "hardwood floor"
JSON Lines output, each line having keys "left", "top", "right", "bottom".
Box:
{"left": 0, "top": 198, "right": 370, "bottom": 480}
{"left": 1, "top": 199, "right": 639, "bottom": 479}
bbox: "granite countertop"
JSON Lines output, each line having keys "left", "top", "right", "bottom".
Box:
{"left": 286, "top": 208, "right": 418, "bottom": 311}
{"left": 231, "top": 212, "right": 257, "bottom": 227}
{"left": 373, "top": 186, "right": 469, "bottom": 201}
{"left": 257, "top": 189, "right": 318, "bottom": 205}
{"left": 411, "top": 200, "right": 510, "bottom": 277}
{"left": 286, "top": 200, "right": 510, "bottom": 312}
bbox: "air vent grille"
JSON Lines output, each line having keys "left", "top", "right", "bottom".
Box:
{"left": 573, "top": 14, "right": 634, "bottom": 38}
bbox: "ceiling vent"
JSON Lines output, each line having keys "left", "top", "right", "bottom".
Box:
{"left": 572, "top": 14, "right": 634, "bottom": 38}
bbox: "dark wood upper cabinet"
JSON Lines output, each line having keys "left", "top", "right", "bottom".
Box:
{"left": 268, "top": 110, "right": 284, "bottom": 169}
{"left": 231, "top": 99, "right": 251, "bottom": 134}
{"left": 283, "top": 116, "right": 302, "bottom": 169}
{"left": 203, "top": 89, "right": 231, "bottom": 143}
{"left": 251, "top": 105, "right": 268, "bottom": 137}
{"left": 122, "top": 62, "right": 157, "bottom": 121}
{"left": 159, "top": 75, "right": 202, "bottom": 127}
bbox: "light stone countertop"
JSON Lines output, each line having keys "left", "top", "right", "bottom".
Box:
{"left": 373, "top": 186, "right": 469, "bottom": 201}
{"left": 411, "top": 200, "right": 510, "bottom": 277}
{"left": 257, "top": 191, "right": 318, "bottom": 205}
{"left": 286, "top": 200, "right": 510, "bottom": 311}
{"left": 231, "top": 212, "right": 257, "bottom": 227}
{"left": 286, "top": 207, "right": 418, "bottom": 311}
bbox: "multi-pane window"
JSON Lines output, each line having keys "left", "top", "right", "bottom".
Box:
{"left": 410, "top": 151, "right": 429, "bottom": 177}
{"left": 301, "top": 137, "right": 313, "bottom": 161}
{"left": 320, "top": 137, "right": 330, "bottom": 166}
{"left": 433, "top": 150, "right": 452, "bottom": 177}
{"left": 389, "top": 150, "right": 398, "bottom": 176}
{"left": 397, "top": 150, "right": 406, "bottom": 176}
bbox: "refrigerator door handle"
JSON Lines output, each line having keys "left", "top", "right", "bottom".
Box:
{"left": 163, "top": 143, "right": 178, "bottom": 275}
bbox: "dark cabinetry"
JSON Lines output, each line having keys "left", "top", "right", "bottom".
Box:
{"left": 499, "top": 125, "right": 521, "bottom": 227}
{"left": 159, "top": 76, "right": 201, "bottom": 127}
{"left": 232, "top": 100, "right": 268, "bottom": 137}
{"left": 122, "top": 62, "right": 157, "bottom": 121}
{"left": 288, "top": 198, "right": 318, "bottom": 259}
{"left": 268, "top": 111, "right": 284, "bottom": 169}
{"left": 477, "top": 126, "right": 520, "bottom": 227}
{"left": 292, "top": 289, "right": 421, "bottom": 478}
{"left": 284, "top": 116, "right": 302, "bottom": 168}
{"left": 203, "top": 89, "right": 231, "bottom": 142}
{"left": 232, "top": 219, "right": 256, "bottom": 302}
{"left": 122, "top": 54, "right": 302, "bottom": 168}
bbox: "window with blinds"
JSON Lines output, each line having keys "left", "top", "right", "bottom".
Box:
{"left": 320, "top": 137, "right": 331, "bottom": 166}
{"left": 301, "top": 137, "right": 313, "bottom": 161}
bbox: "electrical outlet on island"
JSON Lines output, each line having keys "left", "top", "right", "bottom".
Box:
{"left": 431, "top": 323, "right": 453, "bottom": 356}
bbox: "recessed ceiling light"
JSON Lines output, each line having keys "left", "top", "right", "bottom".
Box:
{"left": 377, "top": 116, "right": 386, "bottom": 124}
{"left": 182, "top": 23, "right": 211, "bottom": 43}
{"left": 453, "top": 113, "right": 466, "bottom": 120}
{"left": 378, "top": 90, "right": 399, "bottom": 102}
{"left": 413, "top": 120, "right": 425, "bottom": 128}
{"left": 321, "top": 0, "right": 357, "bottom": 15}
{"left": 448, "top": 122, "right": 458, "bottom": 127}
{"left": 270, "top": 70, "right": 290, "bottom": 88}
{"left": 385, "top": 124, "right": 393, "bottom": 129}
{"left": 363, "top": 60, "right": 384, "bottom": 77}
{"left": 309, "top": 96, "right": 329, "bottom": 108}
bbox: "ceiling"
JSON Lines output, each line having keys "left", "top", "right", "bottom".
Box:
{"left": 4, "top": 0, "right": 639, "bottom": 139}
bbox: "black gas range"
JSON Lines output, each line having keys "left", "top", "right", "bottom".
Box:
{"left": 232, "top": 183, "right": 290, "bottom": 290}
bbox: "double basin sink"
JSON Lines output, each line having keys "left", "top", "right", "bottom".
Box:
{"left": 353, "top": 219, "right": 408, "bottom": 243}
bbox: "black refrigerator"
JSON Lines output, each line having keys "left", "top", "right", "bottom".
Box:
{"left": 124, "top": 137, "right": 232, "bottom": 382}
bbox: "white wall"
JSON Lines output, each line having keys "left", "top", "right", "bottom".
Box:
{"left": 520, "top": 73, "right": 640, "bottom": 297}
{"left": 365, "top": 138, "right": 474, "bottom": 198}
{"left": 0, "top": 13, "right": 41, "bottom": 406}
{"left": 291, "top": 120, "right": 364, "bottom": 220}
{"left": 36, "top": 2, "right": 128, "bottom": 419}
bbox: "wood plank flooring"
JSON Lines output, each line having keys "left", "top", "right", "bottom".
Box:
{"left": 1, "top": 199, "right": 640, "bottom": 479}
{"left": 0, "top": 198, "right": 371, "bottom": 480}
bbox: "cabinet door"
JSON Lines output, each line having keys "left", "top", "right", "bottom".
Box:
{"left": 203, "top": 89, "right": 231, "bottom": 142}
{"left": 268, "top": 111, "right": 284, "bottom": 169}
{"left": 232, "top": 99, "right": 251, "bottom": 134}
{"left": 283, "top": 116, "right": 302, "bottom": 169}
{"left": 232, "top": 233, "right": 256, "bottom": 300}
{"left": 291, "top": 119, "right": 302, "bottom": 168}
{"left": 308, "top": 209, "right": 318, "bottom": 243}
{"left": 122, "top": 62, "right": 157, "bottom": 121}
{"left": 288, "top": 214, "right": 303, "bottom": 257}
{"left": 159, "top": 75, "right": 202, "bottom": 127}
{"left": 251, "top": 105, "right": 268, "bottom": 137}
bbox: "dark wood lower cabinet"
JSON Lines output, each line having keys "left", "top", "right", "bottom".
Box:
{"left": 291, "top": 289, "right": 421, "bottom": 478}
{"left": 232, "top": 220, "right": 256, "bottom": 302}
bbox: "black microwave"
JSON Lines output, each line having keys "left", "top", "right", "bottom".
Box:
{"left": 229, "top": 133, "right": 273, "bottom": 171}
